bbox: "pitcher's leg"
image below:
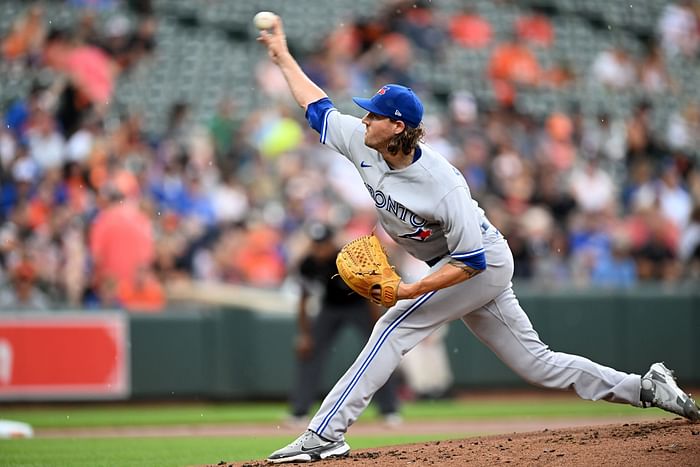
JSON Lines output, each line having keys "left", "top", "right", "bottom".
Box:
{"left": 309, "top": 292, "right": 440, "bottom": 441}
{"left": 309, "top": 262, "right": 514, "bottom": 441}
{"left": 463, "top": 287, "right": 641, "bottom": 406}
{"left": 350, "top": 307, "right": 399, "bottom": 417}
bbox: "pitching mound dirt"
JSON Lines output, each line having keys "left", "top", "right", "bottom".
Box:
{"left": 223, "top": 419, "right": 699, "bottom": 467}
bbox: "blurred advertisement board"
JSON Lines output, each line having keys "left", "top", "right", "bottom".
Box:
{"left": 0, "top": 313, "right": 129, "bottom": 400}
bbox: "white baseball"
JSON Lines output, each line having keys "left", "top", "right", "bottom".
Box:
{"left": 253, "top": 11, "right": 276, "bottom": 30}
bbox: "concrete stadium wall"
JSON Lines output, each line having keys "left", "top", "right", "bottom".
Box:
{"left": 128, "top": 290, "right": 700, "bottom": 399}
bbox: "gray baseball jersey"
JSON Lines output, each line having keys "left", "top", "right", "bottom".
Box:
{"left": 319, "top": 104, "right": 501, "bottom": 268}
{"left": 304, "top": 98, "right": 642, "bottom": 441}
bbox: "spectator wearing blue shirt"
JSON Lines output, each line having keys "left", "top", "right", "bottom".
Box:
{"left": 591, "top": 234, "right": 637, "bottom": 288}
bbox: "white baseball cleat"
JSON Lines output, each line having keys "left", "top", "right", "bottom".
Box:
{"left": 267, "top": 430, "right": 350, "bottom": 463}
{"left": 640, "top": 362, "right": 699, "bottom": 421}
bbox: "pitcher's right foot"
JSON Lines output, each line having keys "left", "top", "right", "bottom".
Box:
{"left": 267, "top": 429, "right": 350, "bottom": 463}
{"left": 641, "top": 362, "right": 699, "bottom": 421}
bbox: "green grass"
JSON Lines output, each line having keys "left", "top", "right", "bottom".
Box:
{"left": 1, "top": 398, "right": 641, "bottom": 428}
{"left": 0, "top": 403, "right": 289, "bottom": 428}
{"left": 0, "top": 398, "right": 651, "bottom": 467}
{"left": 0, "top": 434, "right": 465, "bottom": 467}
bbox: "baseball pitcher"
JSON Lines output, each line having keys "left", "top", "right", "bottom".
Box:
{"left": 257, "top": 14, "right": 699, "bottom": 464}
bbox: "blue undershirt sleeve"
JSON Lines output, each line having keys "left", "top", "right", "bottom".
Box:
{"left": 305, "top": 97, "right": 335, "bottom": 135}
{"left": 451, "top": 249, "right": 487, "bottom": 270}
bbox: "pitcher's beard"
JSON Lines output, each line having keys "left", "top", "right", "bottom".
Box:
{"left": 364, "top": 135, "right": 388, "bottom": 153}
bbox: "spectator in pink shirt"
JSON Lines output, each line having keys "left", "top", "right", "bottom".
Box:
{"left": 89, "top": 186, "right": 154, "bottom": 293}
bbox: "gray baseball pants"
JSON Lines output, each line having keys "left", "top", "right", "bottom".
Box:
{"left": 309, "top": 241, "right": 642, "bottom": 441}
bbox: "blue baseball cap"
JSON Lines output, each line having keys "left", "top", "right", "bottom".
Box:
{"left": 352, "top": 84, "right": 424, "bottom": 128}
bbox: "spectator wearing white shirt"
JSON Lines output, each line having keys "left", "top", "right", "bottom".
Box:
{"left": 212, "top": 173, "right": 249, "bottom": 224}
{"left": 65, "top": 113, "right": 101, "bottom": 163}
{"left": 657, "top": 0, "right": 700, "bottom": 58}
{"left": 569, "top": 157, "right": 615, "bottom": 213}
{"left": 658, "top": 163, "right": 692, "bottom": 230}
{"left": 26, "top": 110, "right": 64, "bottom": 171}
{"left": 591, "top": 46, "right": 636, "bottom": 90}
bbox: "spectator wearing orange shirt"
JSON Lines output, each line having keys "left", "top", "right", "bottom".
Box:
{"left": 488, "top": 33, "right": 542, "bottom": 105}
{"left": 488, "top": 35, "right": 542, "bottom": 86}
{"left": 1, "top": 4, "right": 46, "bottom": 63}
{"left": 449, "top": 8, "right": 492, "bottom": 49}
{"left": 118, "top": 265, "right": 165, "bottom": 312}
{"left": 515, "top": 12, "right": 554, "bottom": 48}
{"left": 232, "top": 225, "right": 286, "bottom": 287}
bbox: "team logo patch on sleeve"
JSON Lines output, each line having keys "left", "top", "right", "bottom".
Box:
{"left": 400, "top": 227, "right": 433, "bottom": 241}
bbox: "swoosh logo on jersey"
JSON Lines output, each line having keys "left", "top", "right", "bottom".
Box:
{"left": 360, "top": 161, "right": 372, "bottom": 168}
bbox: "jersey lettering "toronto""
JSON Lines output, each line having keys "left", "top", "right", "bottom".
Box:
{"left": 364, "top": 183, "right": 427, "bottom": 228}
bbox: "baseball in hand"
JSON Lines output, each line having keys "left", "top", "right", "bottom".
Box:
{"left": 253, "top": 11, "right": 276, "bottom": 30}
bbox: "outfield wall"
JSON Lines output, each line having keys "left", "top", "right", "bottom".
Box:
{"left": 130, "top": 288, "right": 700, "bottom": 400}
{"left": 1, "top": 288, "right": 697, "bottom": 401}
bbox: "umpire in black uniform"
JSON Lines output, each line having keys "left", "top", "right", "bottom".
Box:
{"left": 289, "top": 222, "right": 400, "bottom": 425}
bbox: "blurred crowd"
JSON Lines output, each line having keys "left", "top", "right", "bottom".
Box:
{"left": 1, "top": 0, "right": 700, "bottom": 312}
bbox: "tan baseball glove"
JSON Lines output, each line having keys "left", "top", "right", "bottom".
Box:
{"left": 336, "top": 234, "right": 402, "bottom": 308}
